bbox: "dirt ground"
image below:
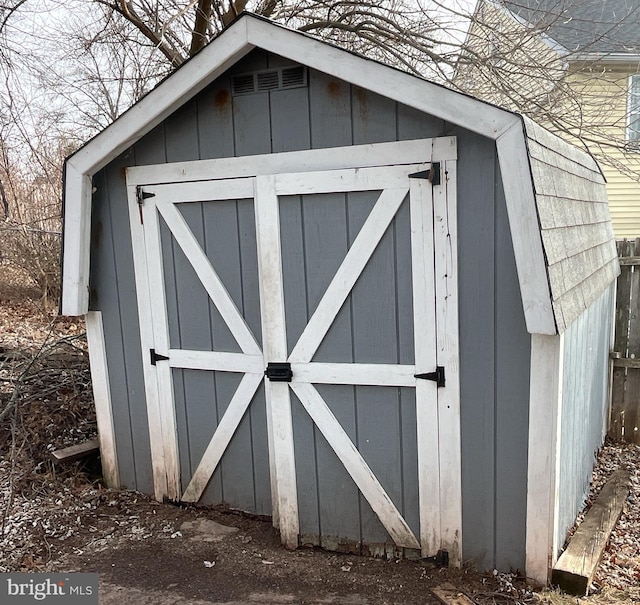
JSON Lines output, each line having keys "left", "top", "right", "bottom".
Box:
{"left": 1, "top": 265, "right": 639, "bottom": 605}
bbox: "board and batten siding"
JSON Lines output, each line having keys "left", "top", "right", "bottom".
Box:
{"left": 555, "top": 283, "right": 615, "bottom": 554}
{"left": 89, "top": 48, "right": 531, "bottom": 570}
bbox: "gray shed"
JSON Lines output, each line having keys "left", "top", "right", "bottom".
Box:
{"left": 61, "top": 14, "right": 619, "bottom": 583}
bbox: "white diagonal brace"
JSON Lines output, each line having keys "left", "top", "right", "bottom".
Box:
{"left": 181, "top": 372, "right": 263, "bottom": 503}
{"left": 291, "top": 382, "right": 420, "bottom": 549}
{"left": 157, "top": 201, "right": 261, "bottom": 356}
{"left": 289, "top": 187, "right": 409, "bottom": 363}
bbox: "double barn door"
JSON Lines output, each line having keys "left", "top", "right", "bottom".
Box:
{"left": 127, "top": 138, "right": 460, "bottom": 561}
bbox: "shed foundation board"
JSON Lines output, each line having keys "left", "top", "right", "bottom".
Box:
{"left": 552, "top": 470, "right": 630, "bottom": 595}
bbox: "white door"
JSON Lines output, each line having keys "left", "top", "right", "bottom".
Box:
{"left": 127, "top": 138, "right": 461, "bottom": 562}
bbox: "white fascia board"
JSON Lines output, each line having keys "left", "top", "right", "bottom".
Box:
{"left": 245, "top": 17, "right": 518, "bottom": 140}
{"left": 63, "top": 13, "right": 547, "bottom": 327}
{"left": 61, "top": 20, "right": 254, "bottom": 315}
{"left": 570, "top": 53, "right": 640, "bottom": 65}
{"left": 496, "top": 120, "right": 556, "bottom": 335}
{"left": 70, "top": 22, "right": 252, "bottom": 176}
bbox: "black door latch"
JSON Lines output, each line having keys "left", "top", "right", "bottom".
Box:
{"left": 265, "top": 362, "right": 293, "bottom": 382}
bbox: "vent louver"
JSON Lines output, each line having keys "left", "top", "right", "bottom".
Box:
{"left": 232, "top": 74, "right": 255, "bottom": 95}
{"left": 257, "top": 71, "right": 279, "bottom": 91}
{"left": 232, "top": 66, "right": 308, "bottom": 96}
{"left": 281, "top": 66, "right": 306, "bottom": 87}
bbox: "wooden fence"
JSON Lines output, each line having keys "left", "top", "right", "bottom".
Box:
{"left": 609, "top": 238, "right": 640, "bottom": 444}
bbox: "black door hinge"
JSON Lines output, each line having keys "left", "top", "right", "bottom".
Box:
{"left": 136, "top": 186, "right": 155, "bottom": 224}
{"left": 421, "top": 549, "right": 449, "bottom": 568}
{"left": 265, "top": 362, "right": 293, "bottom": 382}
{"left": 409, "top": 162, "right": 441, "bottom": 186}
{"left": 150, "top": 349, "right": 169, "bottom": 365}
{"left": 415, "top": 366, "right": 445, "bottom": 387}
{"left": 136, "top": 186, "right": 155, "bottom": 204}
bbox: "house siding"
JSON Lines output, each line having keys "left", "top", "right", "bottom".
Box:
{"left": 457, "top": 3, "right": 640, "bottom": 238}
{"left": 565, "top": 68, "right": 640, "bottom": 238}
{"left": 89, "top": 49, "right": 531, "bottom": 570}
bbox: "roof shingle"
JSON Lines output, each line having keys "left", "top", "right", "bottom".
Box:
{"left": 501, "top": 0, "right": 640, "bottom": 54}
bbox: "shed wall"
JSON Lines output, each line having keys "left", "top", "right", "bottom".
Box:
{"left": 555, "top": 283, "right": 614, "bottom": 551}
{"left": 88, "top": 49, "right": 531, "bottom": 570}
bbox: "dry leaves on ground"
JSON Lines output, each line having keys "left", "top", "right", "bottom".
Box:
{"left": 1, "top": 263, "right": 640, "bottom": 604}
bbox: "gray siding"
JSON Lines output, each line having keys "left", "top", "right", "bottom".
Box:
{"left": 456, "top": 133, "right": 531, "bottom": 572}
{"left": 556, "top": 283, "right": 614, "bottom": 551}
{"left": 89, "top": 49, "right": 532, "bottom": 570}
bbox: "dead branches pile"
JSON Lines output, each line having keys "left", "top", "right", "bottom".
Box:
{"left": 0, "top": 319, "right": 97, "bottom": 568}
{"left": 0, "top": 323, "right": 95, "bottom": 469}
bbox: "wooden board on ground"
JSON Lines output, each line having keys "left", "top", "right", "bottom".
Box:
{"left": 50, "top": 439, "right": 100, "bottom": 464}
{"left": 552, "top": 469, "right": 630, "bottom": 595}
{"left": 432, "top": 583, "right": 475, "bottom": 605}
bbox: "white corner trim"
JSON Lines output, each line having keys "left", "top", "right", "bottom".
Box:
{"left": 85, "top": 311, "right": 120, "bottom": 488}
{"left": 526, "top": 333, "right": 564, "bottom": 585}
{"left": 61, "top": 164, "right": 92, "bottom": 316}
{"left": 496, "top": 122, "right": 556, "bottom": 335}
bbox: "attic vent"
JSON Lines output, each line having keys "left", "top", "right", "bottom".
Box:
{"left": 232, "top": 74, "right": 255, "bottom": 95}
{"left": 232, "top": 66, "right": 308, "bottom": 96}
{"left": 257, "top": 70, "right": 279, "bottom": 91}
{"left": 281, "top": 66, "right": 306, "bottom": 88}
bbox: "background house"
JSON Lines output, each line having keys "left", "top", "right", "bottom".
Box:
{"left": 456, "top": 0, "right": 640, "bottom": 238}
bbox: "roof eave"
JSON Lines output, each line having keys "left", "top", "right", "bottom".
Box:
{"left": 568, "top": 52, "right": 640, "bottom": 66}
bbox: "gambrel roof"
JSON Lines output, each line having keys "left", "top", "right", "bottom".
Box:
{"left": 62, "top": 12, "right": 618, "bottom": 334}
{"left": 501, "top": 0, "right": 640, "bottom": 55}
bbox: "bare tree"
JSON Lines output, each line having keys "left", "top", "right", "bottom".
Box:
{"left": 453, "top": 0, "right": 640, "bottom": 181}
{"left": 1, "top": 0, "right": 640, "bottom": 251}
{"left": 87, "top": 0, "right": 461, "bottom": 79}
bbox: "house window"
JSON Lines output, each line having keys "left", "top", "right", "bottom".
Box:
{"left": 628, "top": 75, "right": 640, "bottom": 144}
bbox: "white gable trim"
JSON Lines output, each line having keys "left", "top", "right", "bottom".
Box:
{"left": 496, "top": 121, "right": 556, "bottom": 335}
{"left": 62, "top": 13, "right": 555, "bottom": 337}
{"left": 62, "top": 20, "right": 253, "bottom": 315}
{"left": 245, "top": 18, "right": 517, "bottom": 140}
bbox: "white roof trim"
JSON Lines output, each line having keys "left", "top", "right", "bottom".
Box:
{"left": 62, "top": 13, "right": 555, "bottom": 335}
{"left": 245, "top": 18, "right": 517, "bottom": 139}
{"left": 569, "top": 52, "right": 640, "bottom": 64}
{"left": 497, "top": 121, "right": 556, "bottom": 334}
{"left": 62, "top": 20, "right": 253, "bottom": 315}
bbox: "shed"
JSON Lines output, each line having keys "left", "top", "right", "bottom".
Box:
{"left": 61, "top": 13, "right": 619, "bottom": 583}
